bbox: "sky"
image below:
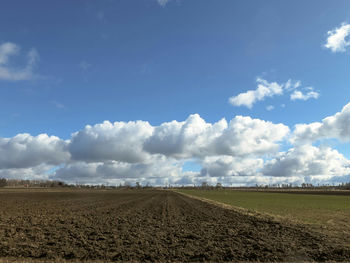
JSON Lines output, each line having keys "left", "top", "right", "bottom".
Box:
{"left": 1, "top": 0, "right": 350, "bottom": 186}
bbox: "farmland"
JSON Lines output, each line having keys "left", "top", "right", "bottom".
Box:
{"left": 177, "top": 189, "right": 350, "bottom": 245}
{"left": 0, "top": 188, "right": 349, "bottom": 262}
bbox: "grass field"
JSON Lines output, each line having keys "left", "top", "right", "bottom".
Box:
{"left": 176, "top": 189, "right": 350, "bottom": 242}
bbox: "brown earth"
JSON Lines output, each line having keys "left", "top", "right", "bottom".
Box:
{"left": 0, "top": 189, "right": 349, "bottom": 262}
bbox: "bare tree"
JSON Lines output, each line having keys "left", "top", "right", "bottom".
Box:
{"left": 0, "top": 178, "right": 7, "bottom": 187}
{"left": 201, "top": 181, "right": 208, "bottom": 189}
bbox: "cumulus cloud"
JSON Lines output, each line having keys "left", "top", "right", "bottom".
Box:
{"left": 0, "top": 164, "right": 53, "bottom": 180}
{"left": 263, "top": 145, "right": 350, "bottom": 179}
{"left": 53, "top": 162, "right": 101, "bottom": 184}
{"left": 325, "top": 22, "right": 350, "bottom": 53}
{"left": 200, "top": 155, "right": 263, "bottom": 177}
{"left": 0, "top": 134, "right": 69, "bottom": 169}
{"left": 144, "top": 114, "right": 227, "bottom": 158}
{"left": 56, "top": 114, "right": 287, "bottom": 185}
{"left": 290, "top": 88, "right": 319, "bottom": 101}
{"left": 292, "top": 102, "right": 350, "bottom": 144}
{"left": 0, "top": 42, "right": 39, "bottom": 81}
{"left": 69, "top": 114, "right": 288, "bottom": 164}
{"left": 144, "top": 114, "right": 289, "bottom": 158}
{"left": 69, "top": 120, "right": 154, "bottom": 163}
{"left": 0, "top": 113, "right": 293, "bottom": 185}
{"left": 54, "top": 156, "right": 182, "bottom": 185}
{"left": 213, "top": 116, "right": 289, "bottom": 156}
{"left": 2, "top": 107, "right": 350, "bottom": 186}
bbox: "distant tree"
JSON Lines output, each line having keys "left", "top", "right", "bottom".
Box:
{"left": 124, "top": 181, "right": 132, "bottom": 189}
{"left": 135, "top": 182, "right": 141, "bottom": 189}
{"left": 341, "top": 182, "right": 350, "bottom": 190}
{"left": 0, "top": 178, "right": 7, "bottom": 187}
{"left": 201, "top": 181, "right": 208, "bottom": 189}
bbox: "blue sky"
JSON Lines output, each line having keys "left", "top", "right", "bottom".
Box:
{"left": 1, "top": 0, "right": 350, "bottom": 186}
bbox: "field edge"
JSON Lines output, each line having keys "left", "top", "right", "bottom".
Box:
{"left": 173, "top": 189, "right": 350, "bottom": 249}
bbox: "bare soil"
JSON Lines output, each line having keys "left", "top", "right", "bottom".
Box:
{"left": 0, "top": 189, "right": 349, "bottom": 262}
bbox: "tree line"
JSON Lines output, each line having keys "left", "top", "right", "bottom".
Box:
{"left": 0, "top": 178, "right": 65, "bottom": 188}
{"left": 0, "top": 178, "right": 350, "bottom": 190}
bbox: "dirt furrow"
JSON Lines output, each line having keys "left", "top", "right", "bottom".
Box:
{"left": 0, "top": 189, "right": 349, "bottom": 262}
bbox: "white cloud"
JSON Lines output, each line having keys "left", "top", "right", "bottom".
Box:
{"left": 69, "top": 120, "right": 154, "bottom": 163}
{"left": 0, "top": 114, "right": 289, "bottom": 185}
{"left": 325, "top": 22, "right": 350, "bottom": 53}
{"left": 266, "top": 105, "right": 274, "bottom": 111}
{"left": 27, "top": 48, "right": 39, "bottom": 68}
{"left": 229, "top": 78, "right": 284, "bottom": 108}
{"left": 54, "top": 114, "right": 288, "bottom": 185}
{"left": 0, "top": 42, "right": 19, "bottom": 64}
{"left": 284, "top": 79, "right": 301, "bottom": 91}
{"left": 229, "top": 78, "right": 320, "bottom": 108}
{"left": 0, "top": 134, "right": 69, "bottom": 169}
{"left": 2, "top": 106, "right": 350, "bottom": 186}
{"left": 228, "top": 78, "right": 307, "bottom": 108}
{"left": 79, "top": 61, "right": 91, "bottom": 71}
{"left": 51, "top": 101, "right": 65, "bottom": 109}
{"left": 213, "top": 116, "right": 289, "bottom": 157}
{"left": 144, "top": 114, "right": 227, "bottom": 158}
{"left": 54, "top": 162, "right": 100, "bottom": 184}
{"left": 157, "top": 0, "right": 170, "bottom": 6}
{"left": 200, "top": 155, "right": 263, "bottom": 177}
{"left": 0, "top": 164, "right": 53, "bottom": 180}
{"left": 52, "top": 115, "right": 287, "bottom": 185}
{"left": 263, "top": 145, "right": 350, "bottom": 179}
{"left": 292, "top": 102, "right": 350, "bottom": 144}
{"left": 144, "top": 114, "right": 289, "bottom": 158}
{"left": 54, "top": 156, "right": 182, "bottom": 185}
{"left": 0, "top": 42, "right": 39, "bottom": 81}
{"left": 290, "top": 88, "right": 319, "bottom": 101}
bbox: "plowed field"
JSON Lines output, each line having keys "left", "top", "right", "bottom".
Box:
{"left": 0, "top": 189, "right": 349, "bottom": 262}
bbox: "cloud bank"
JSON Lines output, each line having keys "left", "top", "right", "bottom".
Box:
{"left": 0, "top": 134, "right": 69, "bottom": 169}
{"left": 144, "top": 114, "right": 288, "bottom": 158}
{"left": 1, "top": 103, "right": 350, "bottom": 186}
{"left": 69, "top": 120, "right": 154, "bottom": 163}
{"left": 291, "top": 102, "right": 350, "bottom": 144}
{"left": 263, "top": 145, "right": 350, "bottom": 179}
